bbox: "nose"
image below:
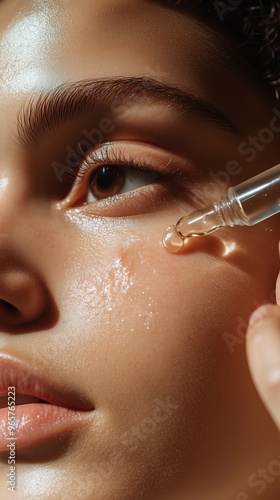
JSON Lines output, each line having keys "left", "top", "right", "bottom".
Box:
{"left": 0, "top": 267, "right": 47, "bottom": 328}
{"left": 0, "top": 160, "right": 51, "bottom": 328}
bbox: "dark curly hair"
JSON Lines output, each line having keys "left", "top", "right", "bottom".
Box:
{"left": 159, "top": 0, "right": 280, "bottom": 103}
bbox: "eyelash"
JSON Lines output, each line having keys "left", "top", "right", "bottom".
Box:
{"left": 67, "top": 143, "right": 162, "bottom": 189}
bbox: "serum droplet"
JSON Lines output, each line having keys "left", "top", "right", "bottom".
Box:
{"left": 162, "top": 225, "right": 184, "bottom": 253}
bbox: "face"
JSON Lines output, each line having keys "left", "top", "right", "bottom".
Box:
{"left": 0, "top": 1, "right": 280, "bottom": 499}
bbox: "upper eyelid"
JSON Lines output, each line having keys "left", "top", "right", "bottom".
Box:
{"left": 78, "top": 142, "right": 185, "bottom": 176}
{"left": 69, "top": 142, "right": 172, "bottom": 186}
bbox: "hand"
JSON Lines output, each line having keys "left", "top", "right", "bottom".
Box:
{"left": 246, "top": 244, "right": 280, "bottom": 430}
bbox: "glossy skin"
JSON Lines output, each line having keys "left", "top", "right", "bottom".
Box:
{"left": 0, "top": 1, "right": 280, "bottom": 499}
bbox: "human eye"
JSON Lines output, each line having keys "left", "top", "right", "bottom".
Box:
{"left": 61, "top": 141, "right": 188, "bottom": 217}
{"left": 72, "top": 142, "right": 160, "bottom": 203}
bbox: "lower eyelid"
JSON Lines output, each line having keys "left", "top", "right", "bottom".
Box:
{"left": 61, "top": 166, "right": 206, "bottom": 217}
{"left": 77, "top": 174, "right": 202, "bottom": 218}
{"left": 75, "top": 181, "right": 168, "bottom": 217}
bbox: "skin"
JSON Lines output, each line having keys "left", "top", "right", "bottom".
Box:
{"left": 0, "top": 0, "right": 280, "bottom": 499}
{"left": 247, "top": 271, "right": 280, "bottom": 432}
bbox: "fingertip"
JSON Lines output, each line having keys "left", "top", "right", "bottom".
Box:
{"left": 246, "top": 307, "right": 280, "bottom": 430}
{"left": 247, "top": 304, "right": 278, "bottom": 332}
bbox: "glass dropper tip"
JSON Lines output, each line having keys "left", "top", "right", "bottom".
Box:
{"left": 163, "top": 162, "right": 280, "bottom": 254}
{"left": 162, "top": 208, "right": 222, "bottom": 254}
{"left": 162, "top": 225, "right": 184, "bottom": 253}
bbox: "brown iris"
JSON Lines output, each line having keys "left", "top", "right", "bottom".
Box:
{"left": 89, "top": 166, "right": 125, "bottom": 200}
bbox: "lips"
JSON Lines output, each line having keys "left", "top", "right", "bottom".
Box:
{"left": 0, "top": 394, "right": 44, "bottom": 409}
{"left": 0, "top": 355, "right": 93, "bottom": 410}
{"left": 0, "top": 354, "right": 94, "bottom": 451}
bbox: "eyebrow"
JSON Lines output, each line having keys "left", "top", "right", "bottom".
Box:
{"left": 17, "top": 76, "right": 241, "bottom": 148}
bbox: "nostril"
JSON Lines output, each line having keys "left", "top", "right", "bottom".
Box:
{"left": 0, "top": 274, "right": 50, "bottom": 326}
{"left": 0, "top": 300, "right": 18, "bottom": 313}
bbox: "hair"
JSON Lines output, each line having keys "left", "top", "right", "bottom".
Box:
{"left": 160, "top": 0, "right": 280, "bottom": 103}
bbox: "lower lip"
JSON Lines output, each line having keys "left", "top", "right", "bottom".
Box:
{"left": 0, "top": 403, "right": 89, "bottom": 450}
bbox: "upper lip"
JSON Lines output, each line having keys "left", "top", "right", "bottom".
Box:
{"left": 0, "top": 355, "right": 93, "bottom": 411}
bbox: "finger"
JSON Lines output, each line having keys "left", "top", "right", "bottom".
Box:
{"left": 276, "top": 269, "right": 280, "bottom": 306}
{"left": 246, "top": 304, "right": 280, "bottom": 430}
{"left": 276, "top": 242, "right": 280, "bottom": 306}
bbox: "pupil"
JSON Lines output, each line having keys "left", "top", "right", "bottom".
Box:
{"left": 97, "top": 166, "right": 116, "bottom": 190}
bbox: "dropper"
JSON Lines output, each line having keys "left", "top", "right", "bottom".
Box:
{"left": 162, "top": 162, "right": 280, "bottom": 253}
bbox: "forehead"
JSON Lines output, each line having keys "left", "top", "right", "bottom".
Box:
{"left": 0, "top": 0, "right": 223, "bottom": 94}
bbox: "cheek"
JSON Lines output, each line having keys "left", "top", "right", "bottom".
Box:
{"left": 61, "top": 227, "right": 249, "bottom": 390}
{"left": 51, "top": 209, "right": 276, "bottom": 384}
{"left": 98, "top": 231, "right": 271, "bottom": 421}
{"left": 57, "top": 219, "right": 266, "bottom": 383}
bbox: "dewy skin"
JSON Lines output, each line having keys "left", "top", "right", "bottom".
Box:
{"left": 163, "top": 162, "right": 280, "bottom": 253}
